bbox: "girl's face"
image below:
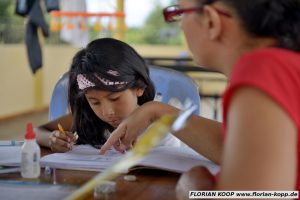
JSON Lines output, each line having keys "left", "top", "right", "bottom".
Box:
{"left": 85, "top": 88, "right": 144, "bottom": 128}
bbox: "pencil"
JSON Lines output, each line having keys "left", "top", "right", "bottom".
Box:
{"left": 58, "top": 123, "right": 79, "bottom": 140}
{"left": 57, "top": 123, "right": 66, "bottom": 135}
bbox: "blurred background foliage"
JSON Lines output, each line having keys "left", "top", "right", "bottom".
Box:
{"left": 0, "top": 0, "right": 182, "bottom": 45}
{"left": 0, "top": 0, "right": 25, "bottom": 43}
{"left": 125, "top": 2, "right": 181, "bottom": 45}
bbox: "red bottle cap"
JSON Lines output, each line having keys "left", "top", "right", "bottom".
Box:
{"left": 25, "top": 123, "right": 36, "bottom": 140}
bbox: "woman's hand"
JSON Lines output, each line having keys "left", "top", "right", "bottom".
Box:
{"left": 100, "top": 101, "right": 179, "bottom": 155}
{"left": 99, "top": 106, "right": 151, "bottom": 154}
{"left": 176, "top": 166, "right": 215, "bottom": 200}
{"left": 100, "top": 102, "right": 164, "bottom": 154}
{"left": 48, "top": 130, "right": 77, "bottom": 152}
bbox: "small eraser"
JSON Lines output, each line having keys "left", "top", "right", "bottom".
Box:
{"left": 94, "top": 181, "right": 116, "bottom": 194}
{"left": 123, "top": 175, "right": 137, "bottom": 182}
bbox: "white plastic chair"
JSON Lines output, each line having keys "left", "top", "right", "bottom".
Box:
{"left": 48, "top": 66, "right": 200, "bottom": 120}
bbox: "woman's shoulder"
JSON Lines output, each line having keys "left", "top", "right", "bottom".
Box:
{"left": 224, "top": 48, "right": 300, "bottom": 128}
{"left": 231, "top": 47, "right": 300, "bottom": 79}
{"left": 237, "top": 47, "right": 300, "bottom": 67}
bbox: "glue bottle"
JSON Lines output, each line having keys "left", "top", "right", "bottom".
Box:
{"left": 21, "top": 122, "right": 41, "bottom": 178}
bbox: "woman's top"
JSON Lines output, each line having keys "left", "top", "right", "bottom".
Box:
{"left": 222, "top": 48, "right": 300, "bottom": 190}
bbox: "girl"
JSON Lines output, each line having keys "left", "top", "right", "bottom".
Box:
{"left": 36, "top": 38, "right": 180, "bottom": 152}
{"left": 100, "top": 0, "right": 300, "bottom": 196}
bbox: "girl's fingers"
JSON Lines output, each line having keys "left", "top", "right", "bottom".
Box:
{"left": 54, "top": 130, "right": 68, "bottom": 141}
{"left": 55, "top": 137, "right": 72, "bottom": 149}
{"left": 50, "top": 144, "right": 70, "bottom": 153}
{"left": 49, "top": 131, "right": 73, "bottom": 152}
{"left": 55, "top": 130, "right": 77, "bottom": 143}
{"left": 65, "top": 131, "right": 78, "bottom": 142}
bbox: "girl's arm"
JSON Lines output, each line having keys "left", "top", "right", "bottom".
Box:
{"left": 101, "top": 101, "right": 223, "bottom": 164}
{"left": 35, "top": 113, "right": 74, "bottom": 152}
{"left": 218, "top": 87, "right": 297, "bottom": 190}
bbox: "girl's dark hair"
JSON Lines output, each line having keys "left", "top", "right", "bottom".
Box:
{"left": 68, "top": 38, "right": 155, "bottom": 147}
{"left": 201, "top": 0, "right": 300, "bottom": 51}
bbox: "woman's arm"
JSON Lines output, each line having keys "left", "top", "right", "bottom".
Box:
{"left": 218, "top": 87, "right": 297, "bottom": 190}
{"left": 175, "top": 87, "right": 297, "bottom": 199}
{"left": 100, "top": 101, "right": 223, "bottom": 164}
{"left": 175, "top": 114, "right": 222, "bottom": 164}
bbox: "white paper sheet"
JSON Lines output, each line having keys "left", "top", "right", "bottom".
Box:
{"left": 40, "top": 145, "right": 220, "bottom": 175}
{"left": 41, "top": 145, "right": 123, "bottom": 171}
{"left": 0, "top": 146, "right": 22, "bottom": 166}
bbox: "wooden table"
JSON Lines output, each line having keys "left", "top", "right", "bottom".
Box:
{"left": 0, "top": 147, "right": 180, "bottom": 200}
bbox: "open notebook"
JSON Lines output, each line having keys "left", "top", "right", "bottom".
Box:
{"left": 0, "top": 146, "right": 22, "bottom": 166}
{"left": 40, "top": 145, "right": 220, "bottom": 175}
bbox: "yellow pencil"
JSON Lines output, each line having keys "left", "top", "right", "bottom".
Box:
{"left": 58, "top": 123, "right": 79, "bottom": 140}
{"left": 57, "top": 123, "right": 66, "bottom": 135}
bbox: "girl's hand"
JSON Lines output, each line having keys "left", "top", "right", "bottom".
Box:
{"left": 48, "top": 130, "right": 77, "bottom": 152}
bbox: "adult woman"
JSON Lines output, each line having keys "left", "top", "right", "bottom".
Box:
{"left": 100, "top": 0, "right": 300, "bottom": 196}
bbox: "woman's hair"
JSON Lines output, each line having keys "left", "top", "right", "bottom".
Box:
{"left": 68, "top": 38, "right": 155, "bottom": 146}
{"left": 200, "top": 0, "right": 300, "bottom": 51}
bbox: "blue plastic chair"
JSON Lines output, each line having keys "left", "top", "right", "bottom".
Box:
{"left": 48, "top": 72, "right": 69, "bottom": 120}
{"left": 48, "top": 66, "right": 200, "bottom": 120}
{"left": 149, "top": 65, "right": 200, "bottom": 115}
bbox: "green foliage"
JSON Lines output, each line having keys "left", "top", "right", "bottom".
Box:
{"left": 0, "top": 0, "right": 182, "bottom": 45}
{"left": 125, "top": 27, "right": 145, "bottom": 44}
{"left": 0, "top": 0, "right": 26, "bottom": 43}
{"left": 0, "top": 0, "right": 11, "bottom": 17}
{"left": 125, "top": 1, "right": 182, "bottom": 45}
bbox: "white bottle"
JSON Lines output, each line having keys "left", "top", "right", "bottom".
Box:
{"left": 21, "top": 123, "right": 41, "bottom": 178}
{"left": 154, "top": 92, "right": 163, "bottom": 102}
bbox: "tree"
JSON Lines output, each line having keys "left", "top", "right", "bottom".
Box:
{"left": 0, "top": 0, "right": 25, "bottom": 43}
{"left": 0, "top": 0, "right": 11, "bottom": 17}
{"left": 142, "top": 2, "right": 181, "bottom": 45}
{"left": 125, "top": 0, "right": 182, "bottom": 45}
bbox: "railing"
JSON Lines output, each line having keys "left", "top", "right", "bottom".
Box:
{"left": 144, "top": 57, "right": 218, "bottom": 72}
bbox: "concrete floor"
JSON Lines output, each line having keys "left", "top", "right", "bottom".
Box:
{"left": 0, "top": 110, "right": 48, "bottom": 140}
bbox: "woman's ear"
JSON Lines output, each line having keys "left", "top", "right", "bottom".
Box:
{"left": 202, "top": 5, "right": 222, "bottom": 40}
{"left": 136, "top": 88, "right": 145, "bottom": 97}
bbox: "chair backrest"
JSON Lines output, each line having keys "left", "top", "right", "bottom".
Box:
{"left": 149, "top": 65, "right": 200, "bottom": 115}
{"left": 48, "top": 65, "right": 200, "bottom": 120}
{"left": 48, "top": 72, "right": 69, "bottom": 120}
